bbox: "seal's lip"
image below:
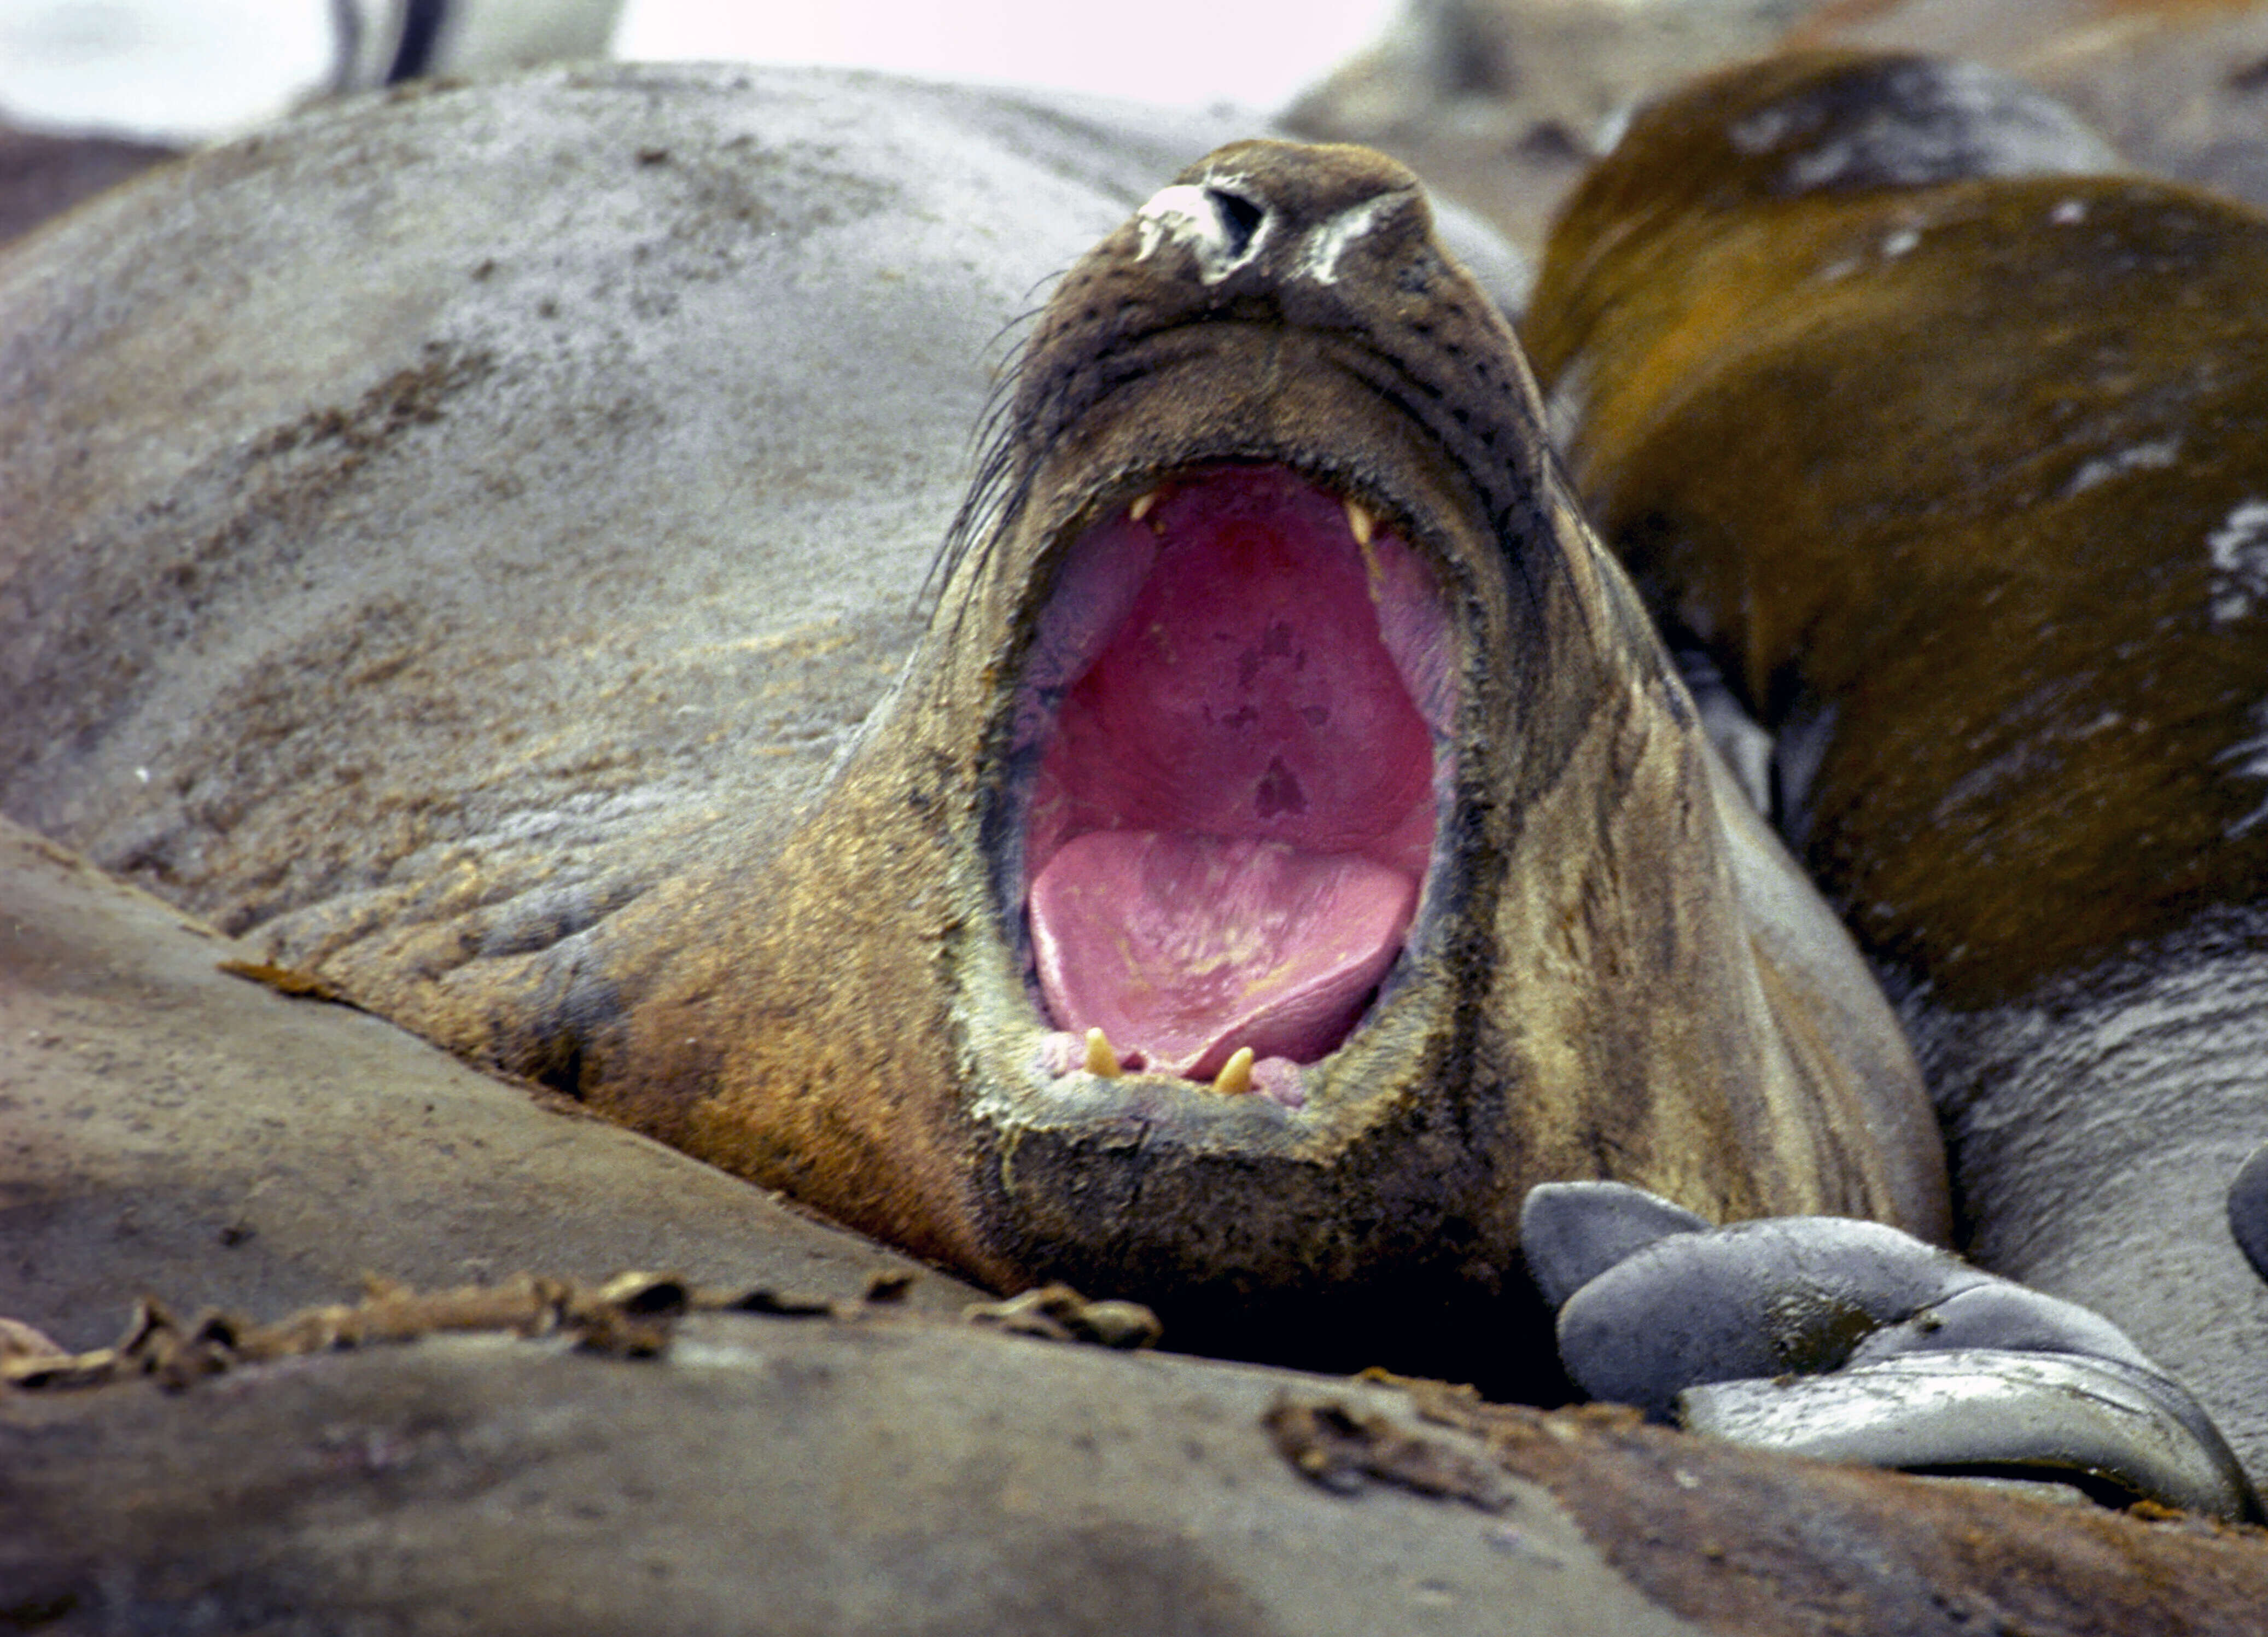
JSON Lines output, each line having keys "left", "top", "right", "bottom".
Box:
{"left": 998, "top": 458, "right": 1458, "bottom": 1110}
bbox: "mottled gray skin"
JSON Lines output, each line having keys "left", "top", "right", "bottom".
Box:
{"left": 0, "top": 812, "right": 981, "bottom": 1350}
{"left": 0, "top": 69, "right": 1519, "bottom": 1035}
{"left": 0, "top": 65, "right": 1279, "bottom": 1020}
{"left": 0, "top": 59, "right": 1271, "bottom": 1338}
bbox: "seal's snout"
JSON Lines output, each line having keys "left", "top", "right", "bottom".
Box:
{"left": 1136, "top": 140, "right": 1429, "bottom": 291}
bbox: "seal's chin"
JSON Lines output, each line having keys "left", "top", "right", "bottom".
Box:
{"left": 1010, "top": 463, "right": 1456, "bottom": 1104}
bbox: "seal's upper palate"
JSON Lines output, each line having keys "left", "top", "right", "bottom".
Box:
{"left": 1012, "top": 462, "right": 1445, "bottom": 1099}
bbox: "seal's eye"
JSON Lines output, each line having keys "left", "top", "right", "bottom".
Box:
{"left": 1204, "top": 187, "right": 1264, "bottom": 258}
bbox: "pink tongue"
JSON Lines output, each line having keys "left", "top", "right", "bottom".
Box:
{"left": 1029, "top": 830, "right": 1417, "bottom": 1078}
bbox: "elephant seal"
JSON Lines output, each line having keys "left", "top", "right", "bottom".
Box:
{"left": 0, "top": 65, "right": 1938, "bottom": 1385}
{"left": 1524, "top": 50, "right": 2268, "bottom": 1476}
{"left": 547, "top": 137, "right": 1951, "bottom": 1376}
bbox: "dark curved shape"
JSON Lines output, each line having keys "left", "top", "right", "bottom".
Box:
{"left": 388, "top": 0, "right": 449, "bottom": 82}
{"left": 1683, "top": 1350, "right": 2263, "bottom": 1523}
{"left": 2230, "top": 1143, "right": 2268, "bottom": 1286}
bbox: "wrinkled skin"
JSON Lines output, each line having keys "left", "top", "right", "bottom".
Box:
{"left": 0, "top": 66, "right": 1938, "bottom": 1388}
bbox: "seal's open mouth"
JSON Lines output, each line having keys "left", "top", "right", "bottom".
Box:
{"left": 1012, "top": 463, "right": 1456, "bottom": 1104}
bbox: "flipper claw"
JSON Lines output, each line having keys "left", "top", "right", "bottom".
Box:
{"left": 1681, "top": 1350, "right": 2262, "bottom": 1522}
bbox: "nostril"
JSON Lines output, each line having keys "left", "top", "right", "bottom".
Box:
{"left": 1205, "top": 187, "right": 1265, "bottom": 258}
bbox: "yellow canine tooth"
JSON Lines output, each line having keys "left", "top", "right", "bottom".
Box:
{"left": 1211, "top": 1046, "right": 1255, "bottom": 1096}
{"left": 1129, "top": 489, "right": 1159, "bottom": 523}
{"left": 1084, "top": 1027, "right": 1122, "bottom": 1079}
{"left": 1344, "top": 497, "right": 1375, "bottom": 547}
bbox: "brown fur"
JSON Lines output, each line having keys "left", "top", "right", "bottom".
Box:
{"left": 1526, "top": 52, "right": 2268, "bottom": 1011}
{"left": 1523, "top": 47, "right": 2268, "bottom": 1472}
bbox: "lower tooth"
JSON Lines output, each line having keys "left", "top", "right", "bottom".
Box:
{"left": 1084, "top": 1027, "right": 1122, "bottom": 1079}
{"left": 1212, "top": 1047, "right": 1255, "bottom": 1096}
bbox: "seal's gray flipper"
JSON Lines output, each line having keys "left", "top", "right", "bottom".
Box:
{"left": 1843, "top": 1279, "right": 2154, "bottom": 1372}
{"left": 1519, "top": 1181, "right": 1709, "bottom": 1309}
{"left": 1681, "top": 1352, "right": 2261, "bottom": 1522}
{"left": 1546, "top": 1209, "right": 1984, "bottom": 1420}
{"left": 2230, "top": 1143, "right": 2268, "bottom": 1287}
{"left": 1529, "top": 1182, "right": 2263, "bottom": 1519}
